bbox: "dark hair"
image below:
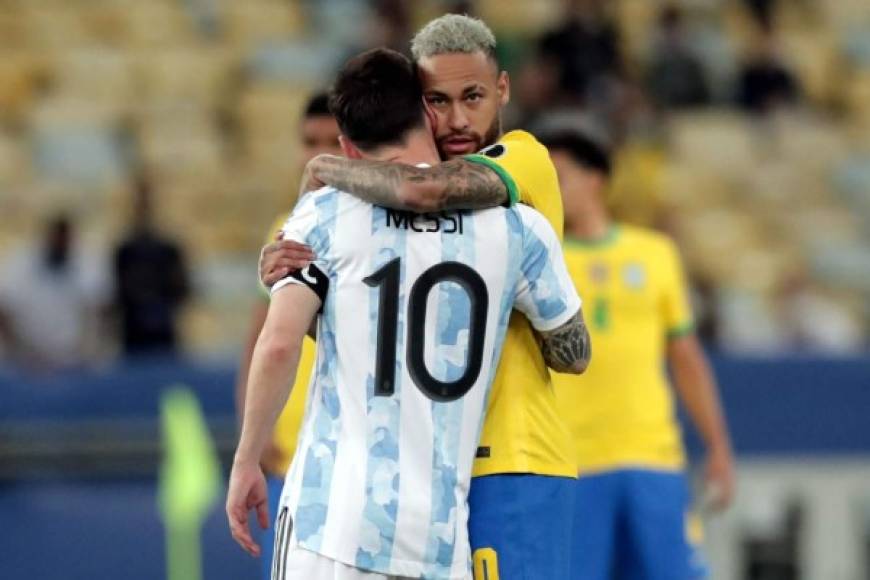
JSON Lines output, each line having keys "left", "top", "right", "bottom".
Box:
{"left": 328, "top": 48, "right": 425, "bottom": 150}
{"left": 303, "top": 92, "right": 332, "bottom": 118}
{"left": 541, "top": 132, "right": 612, "bottom": 178}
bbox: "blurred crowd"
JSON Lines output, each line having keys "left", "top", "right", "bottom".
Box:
{"left": 1, "top": 0, "right": 869, "bottom": 371}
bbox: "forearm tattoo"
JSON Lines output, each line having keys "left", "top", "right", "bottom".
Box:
{"left": 314, "top": 156, "right": 508, "bottom": 211}
{"left": 540, "top": 312, "right": 591, "bottom": 373}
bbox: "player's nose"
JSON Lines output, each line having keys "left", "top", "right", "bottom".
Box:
{"left": 447, "top": 102, "right": 470, "bottom": 131}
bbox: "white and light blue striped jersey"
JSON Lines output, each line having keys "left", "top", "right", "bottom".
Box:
{"left": 271, "top": 186, "right": 581, "bottom": 579}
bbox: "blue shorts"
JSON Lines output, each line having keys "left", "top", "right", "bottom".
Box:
{"left": 571, "top": 469, "right": 708, "bottom": 580}
{"left": 261, "top": 473, "right": 285, "bottom": 580}
{"left": 468, "top": 473, "right": 575, "bottom": 580}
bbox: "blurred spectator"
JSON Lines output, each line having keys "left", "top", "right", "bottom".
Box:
{"left": 114, "top": 178, "right": 190, "bottom": 357}
{"left": 537, "top": 0, "right": 624, "bottom": 105}
{"left": 736, "top": 28, "right": 800, "bottom": 114}
{"left": 367, "top": 0, "right": 412, "bottom": 54}
{"left": 646, "top": 5, "right": 711, "bottom": 110}
{"left": 0, "top": 215, "right": 110, "bottom": 371}
{"left": 714, "top": 288, "right": 791, "bottom": 354}
{"left": 744, "top": 0, "right": 777, "bottom": 31}
{"left": 778, "top": 275, "right": 865, "bottom": 354}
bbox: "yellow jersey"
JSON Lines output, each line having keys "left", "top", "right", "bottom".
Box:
{"left": 260, "top": 214, "right": 315, "bottom": 477}
{"left": 553, "top": 225, "right": 694, "bottom": 473}
{"left": 464, "top": 130, "right": 576, "bottom": 477}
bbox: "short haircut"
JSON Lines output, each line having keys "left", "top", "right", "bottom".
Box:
{"left": 328, "top": 48, "right": 425, "bottom": 151}
{"left": 411, "top": 14, "right": 498, "bottom": 63}
{"left": 303, "top": 91, "right": 332, "bottom": 118}
{"left": 541, "top": 132, "right": 612, "bottom": 178}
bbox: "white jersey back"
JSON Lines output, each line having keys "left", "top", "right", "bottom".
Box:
{"left": 272, "top": 187, "right": 581, "bottom": 579}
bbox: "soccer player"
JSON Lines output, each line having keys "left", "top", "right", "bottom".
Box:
{"left": 227, "top": 48, "right": 589, "bottom": 580}
{"left": 234, "top": 92, "right": 341, "bottom": 580}
{"left": 543, "top": 131, "right": 735, "bottom": 580}
{"left": 260, "top": 15, "right": 579, "bottom": 578}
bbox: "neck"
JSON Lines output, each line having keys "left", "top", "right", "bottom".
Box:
{"left": 566, "top": 198, "right": 612, "bottom": 241}
{"left": 368, "top": 128, "right": 440, "bottom": 166}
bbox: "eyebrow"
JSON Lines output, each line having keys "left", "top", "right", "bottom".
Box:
{"left": 462, "top": 84, "right": 486, "bottom": 95}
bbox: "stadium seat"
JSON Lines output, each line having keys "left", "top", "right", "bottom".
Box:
{"left": 476, "top": 0, "right": 562, "bottom": 35}
{"left": 51, "top": 48, "right": 137, "bottom": 114}
{"left": 220, "top": 0, "right": 304, "bottom": 48}
{"left": 780, "top": 30, "right": 845, "bottom": 106}
{"left": 122, "top": 1, "right": 192, "bottom": 48}
{"left": 138, "top": 47, "right": 236, "bottom": 112}
{"left": 668, "top": 112, "right": 756, "bottom": 177}
{"left": 29, "top": 97, "right": 127, "bottom": 189}
{"left": 0, "top": 55, "right": 41, "bottom": 122}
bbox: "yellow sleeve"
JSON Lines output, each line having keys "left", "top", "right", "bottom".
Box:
{"left": 464, "top": 130, "right": 564, "bottom": 240}
{"left": 661, "top": 239, "right": 695, "bottom": 338}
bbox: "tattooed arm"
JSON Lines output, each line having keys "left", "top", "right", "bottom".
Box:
{"left": 301, "top": 154, "right": 509, "bottom": 212}
{"left": 536, "top": 311, "right": 591, "bottom": 374}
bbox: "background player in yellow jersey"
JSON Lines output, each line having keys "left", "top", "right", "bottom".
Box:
{"left": 259, "top": 15, "right": 587, "bottom": 579}
{"left": 542, "top": 131, "right": 735, "bottom": 580}
{"left": 234, "top": 92, "right": 341, "bottom": 580}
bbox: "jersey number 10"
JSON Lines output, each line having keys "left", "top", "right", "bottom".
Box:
{"left": 364, "top": 257, "right": 489, "bottom": 402}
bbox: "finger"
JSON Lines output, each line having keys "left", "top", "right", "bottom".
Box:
{"left": 265, "top": 268, "right": 290, "bottom": 285}
{"left": 277, "top": 238, "right": 313, "bottom": 250}
{"left": 236, "top": 534, "right": 260, "bottom": 557}
{"left": 276, "top": 240, "right": 315, "bottom": 257}
{"left": 273, "top": 258, "right": 312, "bottom": 270}
{"left": 272, "top": 255, "right": 314, "bottom": 267}
{"left": 256, "top": 500, "right": 269, "bottom": 530}
{"left": 230, "top": 518, "right": 261, "bottom": 556}
{"left": 273, "top": 230, "right": 284, "bottom": 241}
{"left": 228, "top": 511, "right": 253, "bottom": 548}
{"left": 262, "top": 242, "right": 283, "bottom": 255}
{"left": 279, "top": 248, "right": 311, "bottom": 257}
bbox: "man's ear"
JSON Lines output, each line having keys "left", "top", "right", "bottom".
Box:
{"left": 339, "top": 135, "right": 362, "bottom": 159}
{"left": 497, "top": 71, "right": 510, "bottom": 107}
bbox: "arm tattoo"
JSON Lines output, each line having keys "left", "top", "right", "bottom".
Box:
{"left": 313, "top": 155, "right": 509, "bottom": 211}
{"left": 538, "top": 312, "right": 591, "bottom": 374}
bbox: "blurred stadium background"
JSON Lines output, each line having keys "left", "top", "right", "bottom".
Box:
{"left": 0, "top": 0, "right": 869, "bottom": 578}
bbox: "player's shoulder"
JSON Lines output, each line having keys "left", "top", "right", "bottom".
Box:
{"left": 296, "top": 185, "right": 343, "bottom": 208}
{"left": 512, "top": 202, "right": 547, "bottom": 222}
{"left": 478, "top": 130, "right": 547, "bottom": 160}
{"left": 509, "top": 204, "right": 557, "bottom": 239}
{"left": 620, "top": 224, "right": 680, "bottom": 257}
{"left": 291, "top": 186, "right": 363, "bottom": 220}
{"left": 499, "top": 129, "right": 542, "bottom": 147}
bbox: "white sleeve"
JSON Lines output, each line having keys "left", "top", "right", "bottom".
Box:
{"left": 512, "top": 207, "right": 582, "bottom": 332}
{"left": 271, "top": 191, "right": 330, "bottom": 302}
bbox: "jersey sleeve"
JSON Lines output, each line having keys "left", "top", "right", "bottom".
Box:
{"left": 463, "top": 130, "right": 564, "bottom": 240}
{"left": 270, "top": 192, "right": 330, "bottom": 305}
{"left": 660, "top": 238, "right": 695, "bottom": 338}
{"left": 257, "top": 213, "right": 291, "bottom": 301}
{"left": 512, "top": 206, "right": 582, "bottom": 332}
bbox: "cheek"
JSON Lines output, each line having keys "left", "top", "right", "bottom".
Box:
{"left": 432, "top": 112, "right": 452, "bottom": 138}
{"left": 466, "top": 109, "right": 489, "bottom": 136}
